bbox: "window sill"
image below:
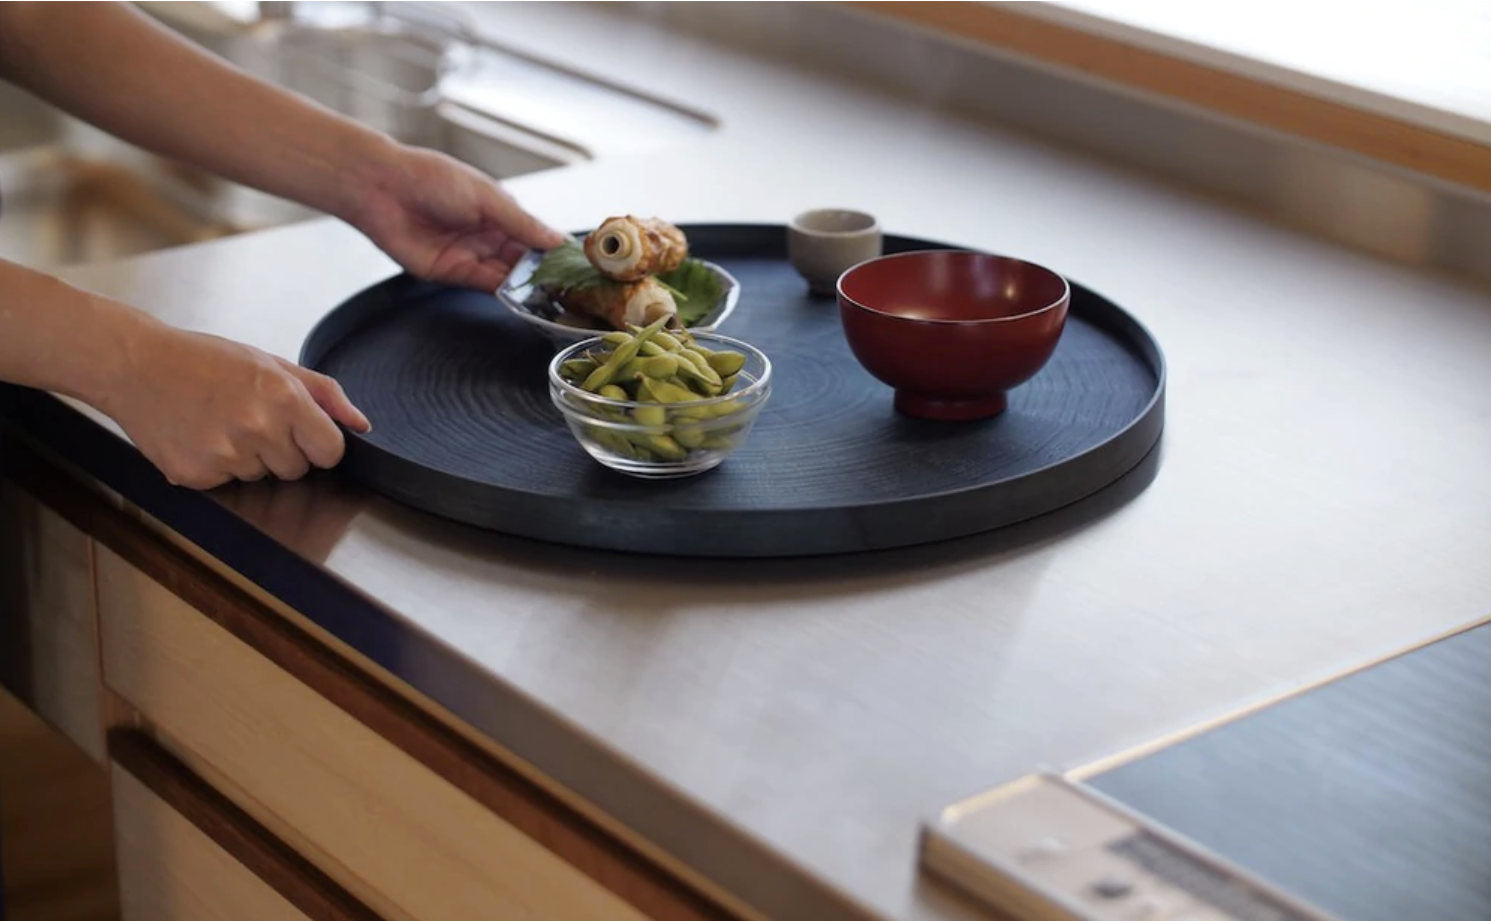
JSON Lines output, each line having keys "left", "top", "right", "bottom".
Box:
{"left": 857, "top": 2, "right": 1491, "bottom": 197}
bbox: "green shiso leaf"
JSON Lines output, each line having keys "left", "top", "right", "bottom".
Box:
{"left": 528, "top": 240, "right": 611, "bottom": 294}
{"left": 657, "top": 258, "right": 725, "bottom": 325}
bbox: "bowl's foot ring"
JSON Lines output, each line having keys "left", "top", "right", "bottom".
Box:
{"left": 893, "top": 390, "right": 1007, "bottom": 421}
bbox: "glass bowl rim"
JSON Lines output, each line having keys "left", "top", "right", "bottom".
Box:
{"left": 547, "top": 330, "right": 774, "bottom": 410}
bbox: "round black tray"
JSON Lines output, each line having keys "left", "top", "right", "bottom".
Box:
{"left": 302, "top": 225, "right": 1164, "bottom": 557}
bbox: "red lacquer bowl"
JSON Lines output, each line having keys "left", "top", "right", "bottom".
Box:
{"left": 837, "top": 251, "right": 1070, "bottom": 421}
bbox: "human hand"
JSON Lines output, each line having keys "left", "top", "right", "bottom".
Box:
{"left": 348, "top": 144, "right": 564, "bottom": 291}
{"left": 98, "top": 323, "right": 371, "bottom": 490}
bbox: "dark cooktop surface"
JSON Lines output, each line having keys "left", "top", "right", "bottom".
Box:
{"left": 1091, "top": 620, "right": 1491, "bottom": 921}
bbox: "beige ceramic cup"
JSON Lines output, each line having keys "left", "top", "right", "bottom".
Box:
{"left": 788, "top": 209, "right": 882, "bottom": 295}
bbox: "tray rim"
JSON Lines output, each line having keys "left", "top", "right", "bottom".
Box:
{"left": 301, "top": 224, "right": 1166, "bottom": 556}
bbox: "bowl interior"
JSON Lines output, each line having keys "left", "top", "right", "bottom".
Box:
{"left": 839, "top": 251, "right": 1067, "bottom": 322}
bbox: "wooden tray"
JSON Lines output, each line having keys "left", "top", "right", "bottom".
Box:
{"left": 301, "top": 225, "right": 1165, "bottom": 557}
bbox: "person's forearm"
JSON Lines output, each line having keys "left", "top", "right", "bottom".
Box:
{"left": 0, "top": 258, "right": 157, "bottom": 414}
{"left": 0, "top": 3, "right": 394, "bottom": 222}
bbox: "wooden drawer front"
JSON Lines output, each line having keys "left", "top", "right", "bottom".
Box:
{"left": 96, "top": 546, "right": 655, "bottom": 921}
{"left": 114, "top": 767, "right": 309, "bottom": 921}
{"left": 0, "top": 481, "right": 103, "bottom": 761}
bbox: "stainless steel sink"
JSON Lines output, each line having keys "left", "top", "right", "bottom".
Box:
{"left": 0, "top": 1, "right": 715, "bottom": 268}
{"left": 0, "top": 148, "right": 239, "bottom": 267}
{"left": 0, "top": 81, "right": 239, "bottom": 267}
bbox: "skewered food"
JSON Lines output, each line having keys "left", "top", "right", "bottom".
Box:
{"left": 554, "top": 276, "right": 676, "bottom": 329}
{"left": 527, "top": 219, "right": 724, "bottom": 332}
{"left": 583, "top": 216, "right": 689, "bottom": 281}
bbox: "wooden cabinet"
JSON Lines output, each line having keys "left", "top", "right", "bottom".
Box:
{"left": 0, "top": 481, "right": 104, "bottom": 762}
{"left": 96, "top": 545, "right": 654, "bottom": 921}
{"left": 110, "top": 731, "right": 379, "bottom": 921}
{"left": 1, "top": 446, "right": 738, "bottom": 921}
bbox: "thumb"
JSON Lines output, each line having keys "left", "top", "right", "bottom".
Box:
{"left": 281, "top": 361, "right": 372, "bottom": 433}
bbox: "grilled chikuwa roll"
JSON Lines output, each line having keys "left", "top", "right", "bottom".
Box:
{"left": 559, "top": 277, "right": 677, "bottom": 330}
{"left": 583, "top": 216, "right": 689, "bottom": 282}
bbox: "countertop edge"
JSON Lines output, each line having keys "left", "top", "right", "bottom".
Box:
{"left": 0, "top": 386, "right": 888, "bottom": 921}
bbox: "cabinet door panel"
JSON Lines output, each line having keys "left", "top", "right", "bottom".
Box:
{"left": 110, "top": 730, "right": 380, "bottom": 921}
{"left": 97, "top": 546, "right": 657, "bottom": 921}
{"left": 113, "top": 768, "right": 311, "bottom": 921}
{"left": 0, "top": 482, "right": 102, "bottom": 760}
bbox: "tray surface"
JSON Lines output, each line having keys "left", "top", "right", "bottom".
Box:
{"left": 302, "top": 225, "right": 1164, "bottom": 556}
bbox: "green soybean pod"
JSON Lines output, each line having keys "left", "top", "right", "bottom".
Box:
{"left": 718, "top": 373, "right": 738, "bottom": 393}
{"left": 589, "top": 427, "right": 633, "bottom": 458}
{"left": 640, "top": 434, "right": 688, "bottom": 461}
{"left": 582, "top": 315, "right": 671, "bottom": 391}
{"left": 640, "top": 354, "right": 680, "bottom": 379}
{"left": 705, "top": 349, "right": 747, "bottom": 378}
{"left": 632, "top": 314, "right": 674, "bottom": 344}
{"left": 614, "top": 357, "right": 647, "bottom": 382}
{"left": 688, "top": 399, "right": 743, "bottom": 420}
{"left": 669, "top": 404, "right": 709, "bottom": 422}
{"left": 633, "top": 404, "right": 667, "bottom": 427}
{"left": 676, "top": 361, "right": 722, "bottom": 395}
{"left": 598, "top": 384, "right": 629, "bottom": 401}
{"left": 650, "top": 379, "right": 700, "bottom": 403}
{"left": 674, "top": 426, "right": 706, "bottom": 450}
{"left": 679, "top": 348, "right": 722, "bottom": 383}
{"left": 650, "top": 329, "right": 685, "bottom": 352}
{"left": 600, "top": 331, "right": 632, "bottom": 348}
{"left": 560, "top": 357, "right": 599, "bottom": 381}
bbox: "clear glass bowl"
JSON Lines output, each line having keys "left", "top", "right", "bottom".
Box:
{"left": 548, "top": 332, "right": 772, "bottom": 478}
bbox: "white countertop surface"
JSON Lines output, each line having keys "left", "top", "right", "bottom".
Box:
{"left": 48, "top": 5, "right": 1491, "bottom": 920}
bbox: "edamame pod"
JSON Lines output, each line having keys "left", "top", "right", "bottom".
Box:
{"left": 704, "top": 350, "right": 747, "bottom": 377}
{"left": 651, "top": 330, "right": 685, "bottom": 352}
{"left": 675, "top": 355, "right": 722, "bottom": 393}
{"left": 633, "top": 404, "right": 667, "bottom": 427}
{"left": 581, "top": 314, "right": 672, "bottom": 391}
{"left": 639, "top": 434, "right": 687, "bottom": 461}
{"left": 598, "top": 384, "right": 629, "bottom": 401}
{"left": 689, "top": 399, "right": 744, "bottom": 420}
{"left": 560, "top": 357, "right": 599, "bottom": 381}
{"left": 589, "top": 427, "right": 640, "bottom": 459}
{"left": 640, "top": 354, "right": 680, "bottom": 379}
{"left": 614, "top": 357, "right": 647, "bottom": 382}
{"left": 679, "top": 347, "right": 723, "bottom": 379}
{"left": 641, "top": 378, "right": 698, "bottom": 403}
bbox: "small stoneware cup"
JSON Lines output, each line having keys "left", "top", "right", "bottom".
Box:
{"left": 788, "top": 209, "right": 882, "bottom": 296}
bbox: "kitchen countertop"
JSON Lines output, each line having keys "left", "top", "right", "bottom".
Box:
{"left": 19, "top": 4, "right": 1491, "bottom": 921}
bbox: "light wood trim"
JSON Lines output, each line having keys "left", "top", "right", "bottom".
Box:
{"left": 4, "top": 422, "right": 746, "bottom": 921}
{"left": 854, "top": 2, "right": 1491, "bottom": 196}
{"left": 111, "top": 729, "right": 383, "bottom": 921}
{"left": 128, "top": 498, "right": 771, "bottom": 921}
{"left": 96, "top": 547, "right": 659, "bottom": 921}
{"left": 0, "top": 480, "right": 105, "bottom": 762}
